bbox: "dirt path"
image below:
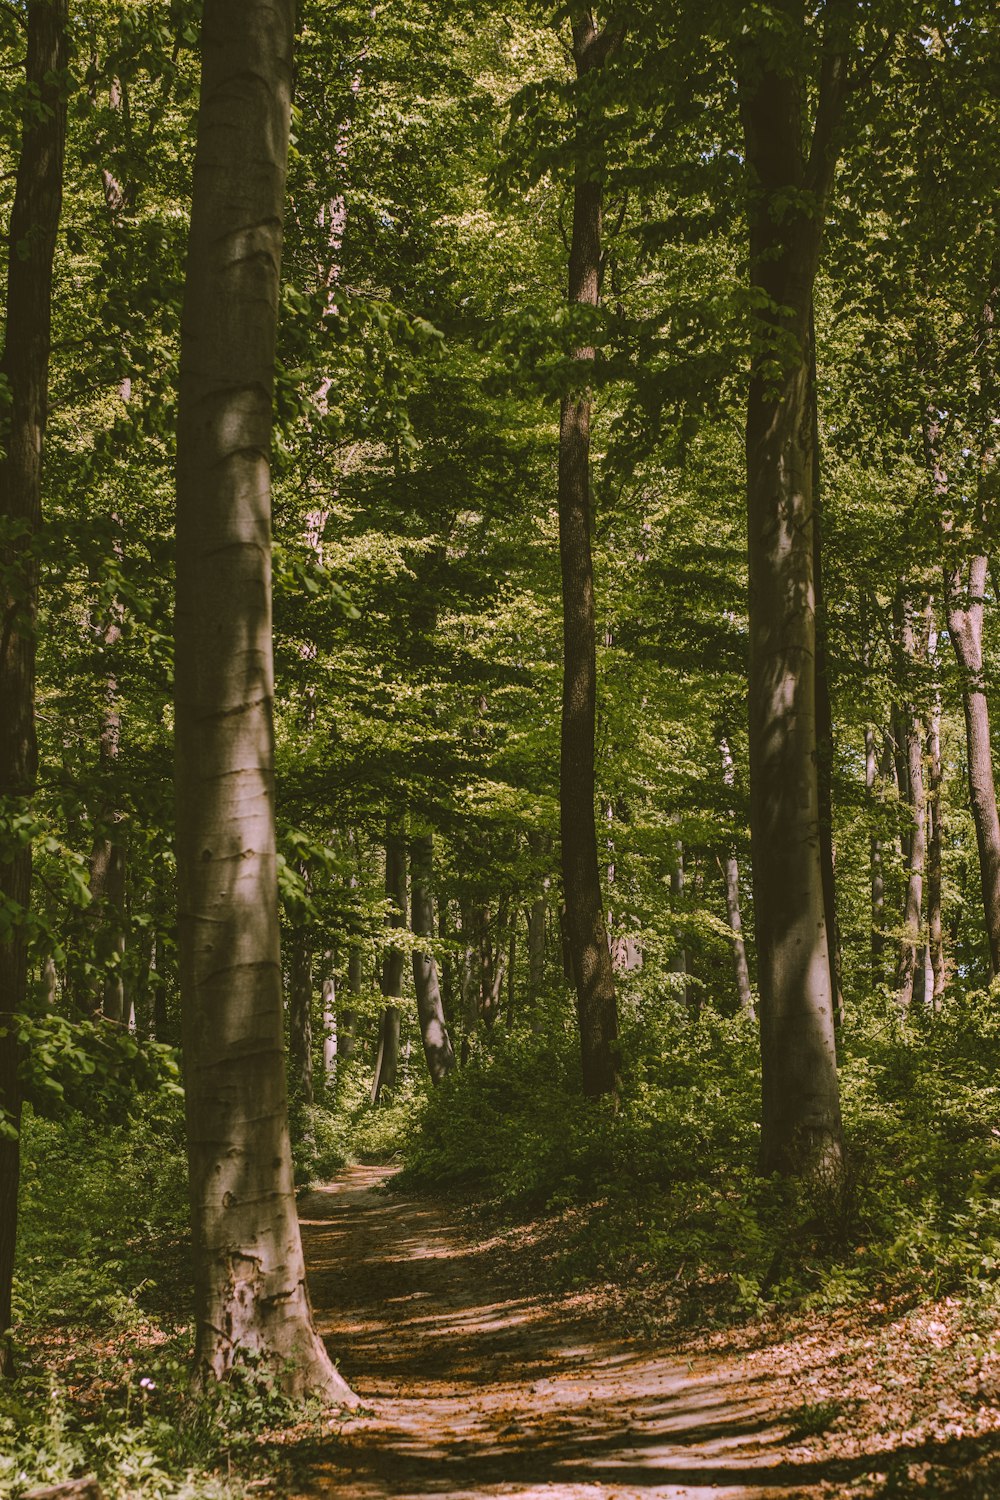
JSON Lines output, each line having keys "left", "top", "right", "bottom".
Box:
{"left": 292, "top": 1167, "right": 873, "bottom": 1500}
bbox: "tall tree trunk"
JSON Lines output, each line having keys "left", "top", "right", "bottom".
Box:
{"left": 321, "top": 974, "right": 337, "bottom": 1090}
{"left": 669, "top": 838, "right": 691, "bottom": 1012}
{"left": 526, "top": 830, "right": 550, "bottom": 1005}
{"left": 812, "top": 418, "right": 845, "bottom": 1029}
{"left": 174, "top": 0, "right": 353, "bottom": 1401}
{"left": 371, "top": 827, "right": 406, "bottom": 1104}
{"left": 409, "top": 832, "right": 456, "bottom": 1084}
{"left": 718, "top": 740, "right": 754, "bottom": 1020}
{"left": 558, "top": 11, "right": 620, "bottom": 1099}
{"left": 0, "top": 0, "right": 67, "bottom": 1376}
{"left": 945, "top": 553, "right": 1000, "bottom": 974}
{"left": 739, "top": 16, "right": 847, "bottom": 1174}
{"left": 925, "top": 696, "right": 946, "bottom": 1006}
{"left": 865, "top": 726, "right": 887, "bottom": 973}
{"left": 288, "top": 934, "right": 314, "bottom": 1106}
{"left": 893, "top": 597, "right": 928, "bottom": 1009}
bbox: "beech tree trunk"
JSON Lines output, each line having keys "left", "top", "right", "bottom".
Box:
{"left": 0, "top": 0, "right": 67, "bottom": 1375}
{"left": 945, "top": 554, "right": 1000, "bottom": 974}
{"left": 894, "top": 598, "right": 928, "bottom": 1009}
{"left": 739, "top": 17, "right": 846, "bottom": 1174}
{"left": 409, "top": 832, "right": 456, "bottom": 1084}
{"left": 669, "top": 839, "right": 691, "bottom": 1012}
{"left": 321, "top": 975, "right": 337, "bottom": 1089}
{"left": 289, "top": 935, "right": 314, "bottom": 1106}
{"left": 719, "top": 739, "right": 754, "bottom": 1020}
{"left": 865, "top": 726, "right": 887, "bottom": 973}
{"left": 925, "top": 700, "right": 946, "bottom": 1006}
{"left": 559, "top": 11, "right": 620, "bottom": 1098}
{"left": 174, "top": 0, "right": 353, "bottom": 1401}
{"left": 371, "top": 827, "right": 406, "bottom": 1104}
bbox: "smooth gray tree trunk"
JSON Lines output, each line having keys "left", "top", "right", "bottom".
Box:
{"left": 174, "top": 0, "right": 354, "bottom": 1402}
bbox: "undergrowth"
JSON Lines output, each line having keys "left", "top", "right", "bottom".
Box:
{"left": 401, "top": 990, "right": 1000, "bottom": 1328}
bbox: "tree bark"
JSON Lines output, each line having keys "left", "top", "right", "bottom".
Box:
{"left": 739, "top": 14, "right": 846, "bottom": 1174}
{"left": 865, "top": 726, "right": 887, "bottom": 973}
{"left": 371, "top": 827, "right": 406, "bottom": 1104}
{"left": 288, "top": 934, "right": 314, "bottom": 1106}
{"left": 925, "top": 702, "right": 945, "bottom": 1006}
{"left": 893, "top": 596, "right": 928, "bottom": 1009}
{"left": 174, "top": 0, "right": 353, "bottom": 1401}
{"left": 719, "top": 739, "right": 754, "bottom": 1020}
{"left": 0, "top": 0, "right": 67, "bottom": 1375}
{"left": 945, "top": 553, "right": 1000, "bottom": 975}
{"left": 923, "top": 402, "right": 1000, "bottom": 975}
{"left": 669, "top": 839, "right": 691, "bottom": 1012}
{"left": 409, "top": 832, "right": 456, "bottom": 1085}
{"left": 558, "top": 10, "right": 620, "bottom": 1099}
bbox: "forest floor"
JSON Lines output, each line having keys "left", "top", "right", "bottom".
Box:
{"left": 284, "top": 1167, "right": 1000, "bottom": 1500}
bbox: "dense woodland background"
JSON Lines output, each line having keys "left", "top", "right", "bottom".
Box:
{"left": 5, "top": 0, "right": 1000, "bottom": 1495}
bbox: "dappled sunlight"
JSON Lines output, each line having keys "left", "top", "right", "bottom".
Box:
{"left": 286, "top": 1167, "right": 909, "bottom": 1498}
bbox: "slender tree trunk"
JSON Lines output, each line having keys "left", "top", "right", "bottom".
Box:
{"left": 409, "top": 832, "right": 456, "bottom": 1084}
{"left": 558, "top": 11, "right": 620, "bottom": 1099}
{"left": 925, "top": 685, "right": 946, "bottom": 1007}
{"left": 526, "top": 831, "right": 549, "bottom": 1005}
{"left": 812, "top": 424, "right": 845, "bottom": 1029}
{"left": 288, "top": 935, "right": 314, "bottom": 1106}
{"left": 371, "top": 827, "right": 406, "bottom": 1103}
{"left": 0, "top": 0, "right": 67, "bottom": 1375}
{"left": 945, "top": 554, "right": 1000, "bottom": 974}
{"left": 719, "top": 738, "right": 755, "bottom": 1020}
{"left": 739, "top": 20, "right": 846, "bottom": 1174}
{"left": 174, "top": 0, "right": 353, "bottom": 1401}
{"left": 321, "top": 975, "right": 337, "bottom": 1091}
{"left": 669, "top": 839, "right": 691, "bottom": 1012}
{"left": 865, "top": 726, "right": 886, "bottom": 973}
{"left": 894, "top": 598, "right": 927, "bottom": 1009}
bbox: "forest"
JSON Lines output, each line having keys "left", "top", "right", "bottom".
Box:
{"left": 3, "top": 0, "right": 1000, "bottom": 1495}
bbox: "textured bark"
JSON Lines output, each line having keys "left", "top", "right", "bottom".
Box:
{"left": 409, "top": 832, "right": 456, "bottom": 1085}
{"left": 0, "top": 0, "right": 67, "bottom": 1375}
{"left": 558, "top": 11, "right": 620, "bottom": 1098}
{"left": 174, "top": 0, "right": 353, "bottom": 1401}
{"left": 371, "top": 828, "right": 406, "bottom": 1104}
{"left": 893, "top": 598, "right": 927, "bottom": 1010}
{"left": 739, "top": 17, "right": 846, "bottom": 1174}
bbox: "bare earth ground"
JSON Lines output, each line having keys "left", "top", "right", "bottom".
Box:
{"left": 290, "top": 1165, "right": 993, "bottom": 1500}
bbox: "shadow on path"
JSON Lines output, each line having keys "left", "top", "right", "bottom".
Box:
{"left": 281, "top": 1166, "right": 995, "bottom": 1499}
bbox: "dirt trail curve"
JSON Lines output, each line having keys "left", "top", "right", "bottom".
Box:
{"left": 296, "top": 1166, "right": 850, "bottom": 1500}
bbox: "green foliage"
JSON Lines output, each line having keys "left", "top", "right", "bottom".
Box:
{"left": 404, "top": 995, "right": 1000, "bottom": 1327}
{"left": 15, "top": 1102, "right": 190, "bottom": 1327}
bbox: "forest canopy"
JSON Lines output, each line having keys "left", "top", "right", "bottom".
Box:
{"left": 3, "top": 1, "right": 1000, "bottom": 1497}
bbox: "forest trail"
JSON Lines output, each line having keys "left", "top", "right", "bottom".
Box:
{"left": 294, "top": 1167, "right": 849, "bottom": 1500}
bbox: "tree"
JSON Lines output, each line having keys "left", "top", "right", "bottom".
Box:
{"left": 0, "top": 0, "right": 68, "bottom": 1374}
{"left": 559, "top": 8, "right": 621, "bottom": 1098}
{"left": 737, "top": 0, "right": 853, "bottom": 1173}
{"left": 173, "top": 0, "right": 354, "bottom": 1399}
